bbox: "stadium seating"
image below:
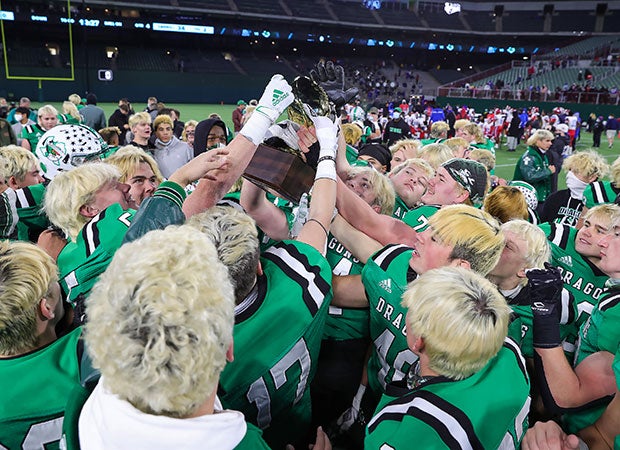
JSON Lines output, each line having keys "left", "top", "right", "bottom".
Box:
{"left": 549, "top": 36, "right": 617, "bottom": 57}
{"left": 375, "top": 4, "right": 424, "bottom": 28}
{"left": 552, "top": 11, "right": 597, "bottom": 33}
{"left": 461, "top": 11, "right": 495, "bottom": 32}
{"left": 331, "top": 1, "right": 380, "bottom": 24}
{"left": 502, "top": 11, "right": 544, "bottom": 33}
{"left": 235, "top": 0, "right": 287, "bottom": 16}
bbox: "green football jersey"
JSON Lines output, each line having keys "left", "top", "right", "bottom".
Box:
{"left": 324, "top": 233, "right": 370, "bottom": 341}
{"left": 564, "top": 287, "right": 620, "bottom": 433}
{"left": 57, "top": 204, "right": 135, "bottom": 312}
{"left": 365, "top": 339, "right": 531, "bottom": 450}
{"left": 362, "top": 244, "right": 419, "bottom": 398}
{"left": 0, "top": 327, "right": 82, "bottom": 450}
{"left": 539, "top": 223, "right": 609, "bottom": 327}
{"left": 583, "top": 181, "right": 620, "bottom": 209}
{"left": 15, "top": 183, "right": 49, "bottom": 242}
{"left": 20, "top": 124, "right": 46, "bottom": 151}
{"left": 57, "top": 114, "right": 81, "bottom": 125}
{"left": 391, "top": 196, "right": 410, "bottom": 220}
{"left": 219, "top": 240, "right": 332, "bottom": 450}
{"left": 402, "top": 205, "right": 440, "bottom": 232}
{"left": 505, "top": 284, "right": 578, "bottom": 358}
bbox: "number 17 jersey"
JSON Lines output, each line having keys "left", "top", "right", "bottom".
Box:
{"left": 218, "top": 240, "right": 332, "bottom": 450}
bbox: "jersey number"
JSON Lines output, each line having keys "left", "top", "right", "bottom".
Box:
{"left": 246, "top": 339, "right": 311, "bottom": 428}
{"left": 374, "top": 329, "right": 417, "bottom": 390}
{"left": 410, "top": 215, "right": 429, "bottom": 232}
{"left": 0, "top": 416, "right": 63, "bottom": 450}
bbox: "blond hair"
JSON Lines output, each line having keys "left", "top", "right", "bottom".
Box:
{"left": 501, "top": 220, "right": 550, "bottom": 269}
{"left": 106, "top": 145, "right": 164, "bottom": 185}
{"left": 469, "top": 148, "right": 496, "bottom": 172}
{"left": 44, "top": 163, "right": 121, "bottom": 240}
{"left": 62, "top": 101, "right": 81, "bottom": 121}
{"left": 181, "top": 120, "right": 198, "bottom": 143}
{"left": 527, "top": 129, "right": 554, "bottom": 147}
{"left": 483, "top": 186, "right": 528, "bottom": 223}
{"left": 453, "top": 119, "right": 471, "bottom": 130}
{"left": 346, "top": 166, "right": 396, "bottom": 215}
{"left": 403, "top": 267, "right": 510, "bottom": 379}
{"left": 153, "top": 114, "right": 173, "bottom": 131}
{"left": 429, "top": 121, "right": 449, "bottom": 138}
{"left": 0, "top": 145, "right": 39, "bottom": 183}
{"left": 37, "top": 104, "right": 58, "bottom": 120}
{"left": 429, "top": 204, "right": 504, "bottom": 275}
{"left": 461, "top": 123, "right": 484, "bottom": 143}
{"left": 611, "top": 156, "right": 620, "bottom": 188}
{"left": 186, "top": 206, "right": 259, "bottom": 303}
{"left": 0, "top": 241, "right": 57, "bottom": 355}
{"left": 68, "top": 93, "right": 82, "bottom": 106}
{"left": 85, "top": 227, "right": 234, "bottom": 418}
{"left": 562, "top": 150, "right": 609, "bottom": 181}
{"left": 128, "top": 111, "right": 151, "bottom": 130}
{"left": 389, "top": 139, "right": 421, "bottom": 157}
{"left": 341, "top": 123, "right": 363, "bottom": 146}
{"left": 419, "top": 143, "right": 454, "bottom": 169}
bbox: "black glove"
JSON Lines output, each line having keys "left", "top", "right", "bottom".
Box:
{"left": 310, "top": 61, "right": 359, "bottom": 108}
{"left": 526, "top": 262, "right": 564, "bottom": 348}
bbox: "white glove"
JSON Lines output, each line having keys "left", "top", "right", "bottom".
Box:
{"left": 241, "top": 74, "right": 294, "bottom": 145}
{"left": 335, "top": 384, "right": 366, "bottom": 432}
{"left": 304, "top": 104, "right": 338, "bottom": 181}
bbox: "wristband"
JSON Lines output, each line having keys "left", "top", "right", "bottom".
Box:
{"left": 532, "top": 302, "right": 562, "bottom": 348}
{"left": 240, "top": 106, "right": 277, "bottom": 145}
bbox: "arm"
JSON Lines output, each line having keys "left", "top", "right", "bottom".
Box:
{"left": 518, "top": 153, "right": 553, "bottom": 183}
{"left": 331, "top": 214, "right": 381, "bottom": 264}
{"left": 296, "top": 108, "right": 339, "bottom": 254}
{"left": 331, "top": 274, "right": 368, "bottom": 308}
{"left": 528, "top": 266, "right": 617, "bottom": 410}
{"left": 124, "top": 150, "right": 230, "bottom": 243}
{"left": 579, "top": 388, "right": 620, "bottom": 450}
{"left": 534, "top": 348, "right": 616, "bottom": 409}
{"left": 183, "top": 75, "right": 294, "bottom": 217}
{"left": 240, "top": 179, "right": 290, "bottom": 242}
{"left": 336, "top": 177, "right": 416, "bottom": 247}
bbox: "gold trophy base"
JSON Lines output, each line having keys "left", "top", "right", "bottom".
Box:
{"left": 243, "top": 144, "right": 316, "bottom": 204}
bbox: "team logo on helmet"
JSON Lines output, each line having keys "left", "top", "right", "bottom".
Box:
{"left": 35, "top": 124, "right": 108, "bottom": 179}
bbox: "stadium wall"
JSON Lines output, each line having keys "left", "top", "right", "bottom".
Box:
{"left": 0, "top": 71, "right": 270, "bottom": 104}
{"left": 437, "top": 97, "right": 619, "bottom": 119}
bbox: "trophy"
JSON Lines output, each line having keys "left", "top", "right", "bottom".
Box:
{"left": 243, "top": 72, "right": 338, "bottom": 204}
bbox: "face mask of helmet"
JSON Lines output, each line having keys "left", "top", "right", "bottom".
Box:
{"left": 35, "top": 124, "right": 108, "bottom": 179}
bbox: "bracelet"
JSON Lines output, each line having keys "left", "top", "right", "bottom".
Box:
{"left": 317, "top": 155, "right": 336, "bottom": 164}
{"left": 307, "top": 218, "right": 328, "bottom": 238}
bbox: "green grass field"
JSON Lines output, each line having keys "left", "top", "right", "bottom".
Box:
{"left": 33, "top": 101, "right": 620, "bottom": 190}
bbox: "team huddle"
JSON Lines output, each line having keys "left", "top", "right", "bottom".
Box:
{"left": 0, "top": 68, "right": 619, "bottom": 450}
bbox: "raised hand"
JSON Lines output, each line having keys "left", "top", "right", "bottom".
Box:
{"left": 526, "top": 262, "right": 564, "bottom": 348}
{"left": 310, "top": 60, "right": 359, "bottom": 108}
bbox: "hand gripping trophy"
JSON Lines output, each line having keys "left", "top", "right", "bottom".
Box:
{"left": 243, "top": 61, "right": 358, "bottom": 203}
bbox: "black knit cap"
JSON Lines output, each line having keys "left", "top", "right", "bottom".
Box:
{"left": 441, "top": 158, "right": 488, "bottom": 205}
{"left": 358, "top": 143, "right": 391, "bottom": 171}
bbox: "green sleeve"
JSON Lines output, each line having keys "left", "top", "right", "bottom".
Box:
{"left": 235, "top": 423, "right": 272, "bottom": 449}
{"left": 123, "top": 181, "right": 186, "bottom": 244}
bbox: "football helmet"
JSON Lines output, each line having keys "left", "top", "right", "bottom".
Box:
{"left": 35, "top": 124, "right": 108, "bottom": 179}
